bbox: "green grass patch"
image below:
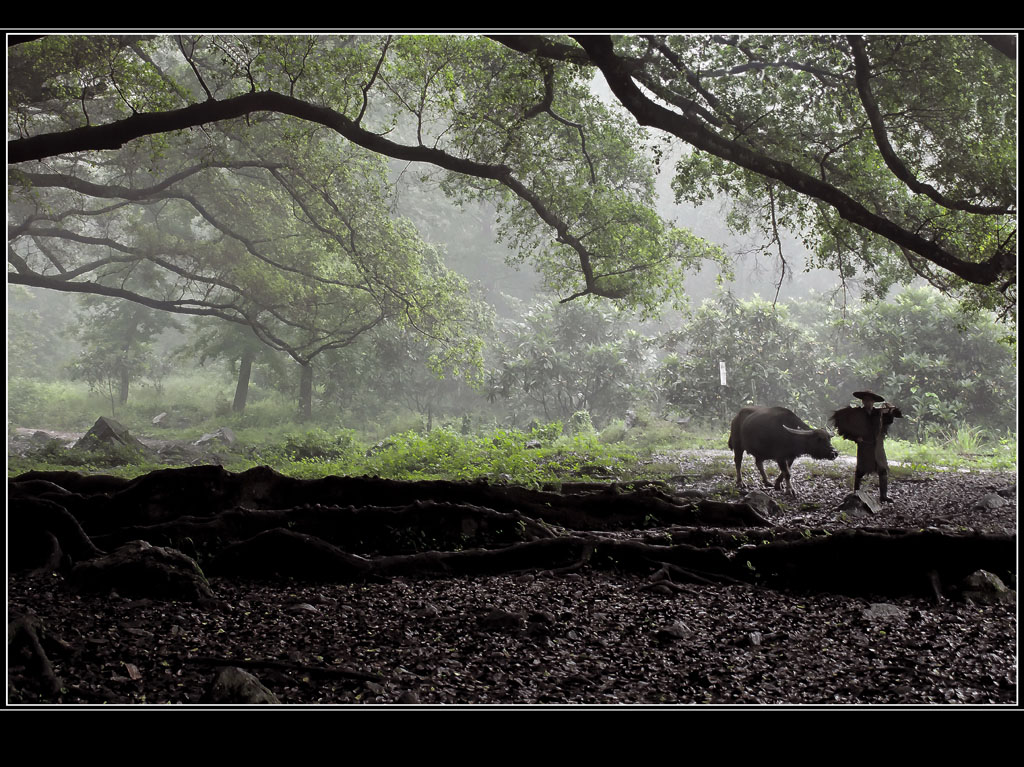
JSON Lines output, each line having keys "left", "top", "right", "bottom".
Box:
{"left": 8, "top": 370, "right": 1016, "bottom": 482}
{"left": 832, "top": 433, "right": 1017, "bottom": 472}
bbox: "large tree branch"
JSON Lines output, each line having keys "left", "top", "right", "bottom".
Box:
{"left": 11, "top": 225, "right": 369, "bottom": 349}
{"left": 486, "top": 35, "right": 593, "bottom": 66}
{"left": 979, "top": 35, "right": 1016, "bottom": 60}
{"left": 8, "top": 264, "right": 251, "bottom": 324}
{"left": 18, "top": 164, "right": 384, "bottom": 298}
{"left": 7, "top": 264, "right": 361, "bottom": 366}
{"left": 8, "top": 90, "right": 625, "bottom": 300}
{"left": 18, "top": 161, "right": 281, "bottom": 200}
{"left": 847, "top": 35, "right": 1011, "bottom": 216}
{"left": 571, "top": 35, "right": 1013, "bottom": 288}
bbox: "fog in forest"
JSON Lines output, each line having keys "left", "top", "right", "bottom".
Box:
{"left": 7, "top": 33, "right": 1016, "bottom": 456}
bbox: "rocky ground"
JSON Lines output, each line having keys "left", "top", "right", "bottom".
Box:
{"left": 6, "top": 443, "right": 1018, "bottom": 709}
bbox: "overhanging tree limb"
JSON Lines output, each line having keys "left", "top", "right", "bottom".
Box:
{"left": 979, "top": 34, "right": 1016, "bottom": 59}
{"left": 570, "top": 35, "right": 1013, "bottom": 288}
{"left": 847, "top": 35, "right": 1011, "bottom": 216}
{"left": 7, "top": 90, "right": 626, "bottom": 299}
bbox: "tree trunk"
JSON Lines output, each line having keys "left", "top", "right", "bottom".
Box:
{"left": 118, "top": 368, "right": 131, "bottom": 406}
{"left": 232, "top": 350, "right": 254, "bottom": 414}
{"left": 298, "top": 361, "right": 313, "bottom": 422}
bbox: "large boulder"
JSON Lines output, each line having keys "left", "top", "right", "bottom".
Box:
{"left": 75, "top": 416, "right": 148, "bottom": 452}
{"left": 70, "top": 540, "right": 214, "bottom": 601}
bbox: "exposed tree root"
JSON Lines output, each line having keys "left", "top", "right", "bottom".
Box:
{"left": 7, "top": 467, "right": 1016, "bottom": 602}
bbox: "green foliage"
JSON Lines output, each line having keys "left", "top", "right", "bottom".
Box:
{"left": 660, "top": 291, "right": 840, "bottom": 425}
{"left": 882, "top": 436, "right": 1017, "bottom": 472}
{"left": 64, "top": 291, "right": 181, "bottom": 415}
{"left": 599, "top": 419, "right": 628, "bottom": 444}
{"left": 378, "top": 35, "right": 726, "bottom": 312}
{"left": 6, "top": 35, "right": 1016, "bottom": 487}
{"left": 281, "top": 428, "right": 362, "bottom": 462}
{"left": 656, "top": 34, "right": 1016, "bottom": 317}
{"left": 8, "top": 378, "right": 106, "bottom": 430}
{"left": 659, "top": 286, "right": 1016, "bottom": 439}
{"left": 14, "top": 437, "right": 155, "bottom": 472}
{"left": 9, "top": 34, "right": 727, "bottom": 327}
{"left": 486, "top": 299, "right": 658, "bottom": 427}
{"left": 937, "top": 425, "right": 986, "bottom": 454}
{"left": 10, "top": 43, "right": 488, "bottom": 407}
{"left": 568, "top": 410, "right": 596, "bottom": 438}
{"left": 621, "top": 419, "right": 690, "bottom": 453}
{"left": 838, "top": 285, "right": 1016, "bottom": 437}
{"left": 263, "top": 420, "right": 641, "bottom": 486}
{"left": 7, "top": 286, "right": 79, "bottom": 380}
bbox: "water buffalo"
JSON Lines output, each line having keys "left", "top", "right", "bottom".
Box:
{"left": 728, "top": 406, "right": 839, "bottom": 495}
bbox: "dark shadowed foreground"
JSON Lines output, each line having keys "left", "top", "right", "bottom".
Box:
{"left": 7, "top": 460, "right": 1016, "bottom": 707}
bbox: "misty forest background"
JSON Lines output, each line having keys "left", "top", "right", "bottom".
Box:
{"left": 7, "top": 34, "right": 1017, "bottom": 480}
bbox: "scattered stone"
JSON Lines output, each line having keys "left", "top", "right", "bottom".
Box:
{"left": 396, "top": 690, "right": 420, "bottom": 704}
{"left": 286, "top": 602, "right": 320, "bottom": 615}
{"left": 194, "top": 426, "right": 237, "bottom": 446}
{"left": 861, "top": 603, "right": 907, "bottom": 621}
{"left": 202, "top": 667, "right": 280, "bottom": 704}
{"left": 975, "top": 493, "right": 1007, "bottom": 510}
{"left": 526, "top": 610, "right": 556, "bottom": 636}
{"left": 479, "top": 607, "right": 525, "bottom": 632}
{"left": 654, "top": 621, "right": 691, "bottom": 642}
{"left": 152, "top": 412, "right": 168, "bottom": 426}
{"left": 957, "top": 570, "right": 1015, "bottom": 605}
{"left": 413, "top": 603, "right": 439, "bottom": 619}
{"left": 995, "top": 485, "right": 1016, "bottom": 499}
{"left": 527, "top": 610, "right": 556, "bottom": 626}
{"left": 743, "top": 491, "right": 781, "bottom": 518}
{"left": 837, "top": 491, "right": 881, "bottom": 519}
{"left": 559, "top": 674, "right": 594, "bottom": 689}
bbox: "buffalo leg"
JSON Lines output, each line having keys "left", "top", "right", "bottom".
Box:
{"left": 734, "top": 451, "right": 744, "bottom": 487}
{"left": 754, "top": 458, "right": 772, "bottom": 488}
{"left": 775, "top": 460, "right": 795, "bottom": 495}
{"left": 879, "top": 472, "right": 891, "bottom": 503}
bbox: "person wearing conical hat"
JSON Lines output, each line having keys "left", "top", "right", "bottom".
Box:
{"left": 830, "top": 391, "right": 903, "bottom": 502}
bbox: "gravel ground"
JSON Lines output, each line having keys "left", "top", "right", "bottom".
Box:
{"left": 6, "top": 456, "right": 1017, "bottom": 708}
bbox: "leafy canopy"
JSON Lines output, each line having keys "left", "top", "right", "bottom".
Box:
{"left": 575, "top": 34, "right": 1016, "bottom": 320}
{"left": 8, "top": 33, "right": 724, "bottom": 320}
